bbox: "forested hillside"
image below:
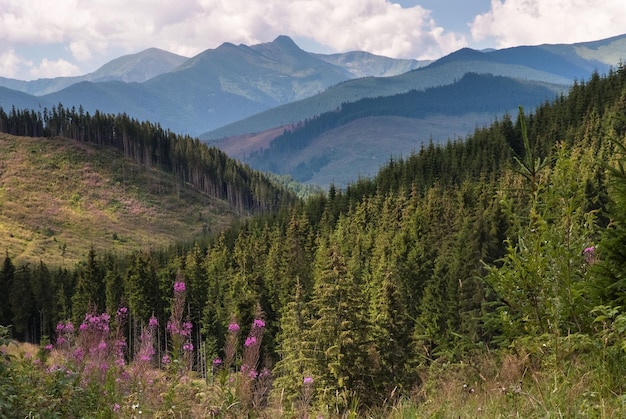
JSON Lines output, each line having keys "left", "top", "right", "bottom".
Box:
{"left": 243, "top": 72, "right": 559, "bottom": 182}
{"left": 2, "top": 65, "right": 626, "bottom": 417}
{"left": 0, "top": 105, "right": 296, "bottom": 214}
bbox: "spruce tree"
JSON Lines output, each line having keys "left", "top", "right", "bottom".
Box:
{"left": 0, "top": 252, "right": 15, "bottom": 326}
{"left": 306, "top": 235, "right": 371, "bottom": 409}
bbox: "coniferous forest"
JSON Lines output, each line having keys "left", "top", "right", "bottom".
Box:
{"left": 1, "top": 66, "right": 626, "bottom": 417}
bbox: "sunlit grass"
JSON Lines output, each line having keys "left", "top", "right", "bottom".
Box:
{"left": 0, "top": 133, "right": 239, "bottom": 267}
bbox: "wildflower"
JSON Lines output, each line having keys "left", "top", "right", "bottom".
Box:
{"left": 112, "top": 403, "right": 120, "bottom": 413}
{"left": 73, "top": 348, "right": 85, "bottom": 361}
{"left": 64, "top": 322, "right": 74, "bottom": 332}
{"left": 303, "top": 376, "right": 314, "bottom": 385}
{"left": 253, "top": 319, "right": 265, "bottom": 329}
{"left": 98, "top": 341, "right": 107, "bottom": 350}
{"left": 117, "top": 307, "right": 128, "bottom": 316}
{"left": 182, "top": 342, "right": 194, "bottom": 352}
{"left": 148, "top": 316, "right": 158, "bottom": 328}
{"left": 584, "top": 245, "right": 597, "bottom": 265}
{"left": 228, "top": 322, "right": 240, "bottom": 332}
{"left": 244, "top": 336, "right": 257, "bottom": 347}
{"left": 162, "top": 355, "right": 171, "bottom": 365}
{"left": 45, "top": 344, "right": 53, "bottom": 351}
{"left": 173, "top": 281, "right": 186, "bottom": 293}
{"left": 56, "top": 323, "right": 65, "bottom": 331}
{"left": 212, "top": 358, "right": 223, "bottom": 366}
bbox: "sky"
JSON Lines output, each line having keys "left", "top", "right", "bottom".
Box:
{"left": 1, "top": 0, "right": 625, "bottom": 80}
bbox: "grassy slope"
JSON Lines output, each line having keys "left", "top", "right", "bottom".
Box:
{"left": 0, "top": 133, "right": 239, "bottom": 267}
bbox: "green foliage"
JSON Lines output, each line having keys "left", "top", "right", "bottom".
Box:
{"left": 2, "top": 59, "right": 626, "bottom": 416}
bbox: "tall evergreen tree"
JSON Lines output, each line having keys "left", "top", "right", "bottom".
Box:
{"left": 306, "top": 236, "right": 372, "bottom": 409}
{"left": 0, "top": 252, "right": 15, "bottom": 326}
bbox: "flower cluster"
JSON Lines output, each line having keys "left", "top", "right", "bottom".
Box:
{"left": 173, "top": 281, "right": 186, "bottom": 293}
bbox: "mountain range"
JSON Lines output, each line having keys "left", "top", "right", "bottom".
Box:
{"left": 1, "top": 34, "right": 625, "bottom": 186}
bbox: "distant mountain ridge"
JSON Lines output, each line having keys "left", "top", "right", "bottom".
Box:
{"left": 0, "top": 48, "right": 188, "bottom": 96}
{"left": 204, "top": 34, "right": 626, "bottom": 141}
{"left": 2, "top": 34, "right": 623, "bottom": 139}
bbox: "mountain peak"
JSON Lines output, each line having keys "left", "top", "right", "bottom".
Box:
{"left": 272, "top": 35, "right": 298, "bottom": 47}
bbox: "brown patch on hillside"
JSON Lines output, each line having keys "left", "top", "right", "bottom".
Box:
{"left": 210, "top": 124, "right": 297, "bottom": 160}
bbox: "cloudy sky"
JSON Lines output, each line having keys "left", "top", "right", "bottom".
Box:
{"left": 1, "top": 0, "right": 625, "bottom": 80}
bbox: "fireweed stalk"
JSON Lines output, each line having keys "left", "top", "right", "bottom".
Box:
{"left": 239, "top": 309, "right": 268, "bottom": 409}
{"left": 166, "top": 272, "right": 193, "bottom": 371}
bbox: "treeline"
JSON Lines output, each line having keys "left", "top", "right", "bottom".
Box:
{"left": 1, "top": 65, "right": 626, "bottom": 410}
{"left": 0, "top": 104, "right": 296, "bottom": 213}
{"left": 247, "top": 72, "right": 559, "bottom": 174}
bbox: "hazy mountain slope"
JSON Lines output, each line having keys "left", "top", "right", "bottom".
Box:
{"left": 313, "top": 50, "right": 430, "bottom": 77}
{"left": 0, "top": 133, "right": 239, "bottom": 266}
{"left": 140, "top": 36, "right": 353, "bottom": 132}
{"left": 0, "top": 48, "right": 188, "bottom": 96}
{"left": 221, "top": 73, "right": 558, "bottom": 187}
{"left": 0, "top": 87, "right": 53, "bottom": 111}
{"left": 42, "top": 81, "right": 195, "bottom": 134}
{"left": 89, "top": 47, "right": 188, "bottom": 83}
{"left": 201, "top": 58, "right": 569, "bottom": 140}
{"left": 202, "top": 34, "right": 626, "bottom": 140}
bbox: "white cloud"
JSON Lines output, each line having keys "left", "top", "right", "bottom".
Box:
{"left": 471, "top": 0, "right": 626, "bottom": 48}
{"left": 29, "top": 58, "right": 82, "bottom": 79}
{"left": 0, "top": 0, "right": 469, "bottom": 79}
{"left": 0, "top": 49, "right": 31, "bottom": 79}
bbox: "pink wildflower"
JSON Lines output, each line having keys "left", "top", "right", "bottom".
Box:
{"left": 173, "top": 281, "right": 186, "bottom": 293}
{"left": 253, "top": 319, "right": 265, "bottom": 329}
{"left": 244, "top": 336, "right": 257, "bottom": 347}
{"left": 148, "top": 316, "right": 158, "bottom": 328}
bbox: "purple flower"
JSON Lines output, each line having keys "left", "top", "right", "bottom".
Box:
{"left": 98, "top": 341, "right": 107, "bottom": 350}
{"left": 112, "top": 403, "right": 120, "bottom": 413}
{"left": 117, "top": 307, "right": 128, "bottom": 316}
{"left": 182, "top": 342, "right": 194, "bottom": 352}
{"left": 173, "top": 281, "right": 186, "bottom": 293}
{"left": 228, "top": 322, "right": 240, "bottom": 332}
{"left": 162, "top": 355, "right": 171, "bottom": 365}
{"left": 64, "top": 322, "right": 74, "bottom": 332}
{"left": 148, "top": 316, "right": 158, "bottom": 328}
{"left": 44, "top": 344, "right": 53, "bottom": 351}
{"left": 56, "top": 323, "right": 65, "bottom": 331}
{"left": 73, "top": 348, "right": 85, "bottom": 361}
{"left": 244, "top": 336, "right": 257, "bottom": 347}
{"left": 303, "top": 376, "right": 314, "bottom": 385}
{"left": 212, "top": 358, "right": 223, "bottom": 366}
{"left": 253, "top": 319, "right": 265, "bottom": 329}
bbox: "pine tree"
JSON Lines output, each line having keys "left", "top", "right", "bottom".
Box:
{"left": 271, "top": 281, "right": 312, "bottom": 409}
{"left": 0, "top": 252, "right": 15, "bottom": 326}
{"left": 306, "top": 236, "right": 372, "bottom": 409}
{"left": 10, "top": 264, "right": 34, "bottom": 341}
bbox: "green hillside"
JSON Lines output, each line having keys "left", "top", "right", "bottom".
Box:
{"left": 2, "top": 66, "right": 626, "bottom": 417}
{"left": 0, "top": 132, "right": 238, "bottom": 267}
